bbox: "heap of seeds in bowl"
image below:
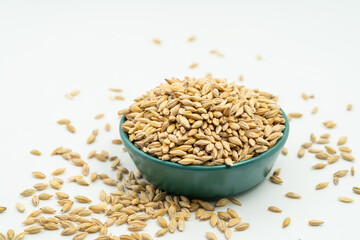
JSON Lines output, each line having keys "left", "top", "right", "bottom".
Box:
{"left": 119, "top": 76, "right": 285, "bottom": 166}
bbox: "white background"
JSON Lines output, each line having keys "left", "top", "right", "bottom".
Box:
{"left": 0, "top": 0, "right": 360, "bottom": 239}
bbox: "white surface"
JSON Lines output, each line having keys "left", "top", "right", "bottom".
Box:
{"left": 0, "top": 0, "right": 360, "bottom": 239}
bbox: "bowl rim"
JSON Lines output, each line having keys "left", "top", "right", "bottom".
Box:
{"left": 119, "top": 109, "right": 289, "bottom": 171}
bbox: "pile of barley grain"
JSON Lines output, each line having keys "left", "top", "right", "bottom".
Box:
{"left": 119, "top": 76, "right": 285, "bottom": 166}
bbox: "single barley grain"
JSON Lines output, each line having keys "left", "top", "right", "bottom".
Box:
{"left": 73, "top": 232, "right": 88, "bottom": 240}
{"left": 112, "top": 139, "right": 123, "bottom": 144}
{"left": 289, "top": 113, "right": 302, "bottom": 118}
{"left": 315, "top": 182, "right": 329, "bottom": 190}
{"left": 74, "top": 195, "right": 92, "bottom": 203}
{"left": 310, "top": 133, "right": 316, "bottom": 142}
{"left": 328, "top": 155, "right": 340, "bottom": 164}
{"left": 105, "top": 123, "right": 111, "bottom": 131}
{"left": 308, "top": 220, "right": 324, "bottom": 226}
{"left": 337, "top": 136, "right": 347, "bottom": 145}
{"left": 57, "top": 119, "right": 71, "bottom": 124}
{"left": 268, "top": 206, "right": 282, "bottom": 213}
{"left": 312, "top": 163, "right": 327, "bottom": 169}
{"left": 66, "top": 124, "right": 76, "bottom": 133}
{"left": 302, "top": 93, "right": 309, "bottom": 100}
{"left": 351, "top": 166, "right": 355, "bottom": 176}
{"left": 52, "top": 168, "right": 66, "bottom": 175}
{"left": 13, "top": 232, "right": 26, "bottom": 240}
{"left": 153, "top": 39, "right": 161, "bottom": 44}
{"left": 206, "top": 232, "right": 217, "bottom": 240}
{"left": 7, "top": 229, "right": 14, "bottom": 239}
{"left": 230, "top": 198, "right": 242, "bottom": 206}
{"left": 228, "top": 217, "right": 241, "bottom": 227}
{"left": 188, "top": 36, "right": 196, "bottom": 42}
{"left": 347, "top": 104, "right": 353, "bottom": 111}
{"left": 95, "top": 113, "right": 104, "bottom": 119}
{"left": 0, "top": 206, "right": 6, "bottom": 213}
{"left": 341, "top": 152, "right": 355, "bottom": 161}
{"left": 311, "top": 107, "right": 318, "bottom": 114}
{"left": 298, "top": 148, "right": 305, "bottom": 158}
{"left": 33, "top": 183, "right": 48, "bottom": 191}
{"left": 352, "top": 187, "right": 360, "bottom": 194}
{"left": 270, "top": 175, "right": 283, "bottom": 184}
{"left": 338, "top": 196, "right": 353, "bottom": 203}
{"left": 32, "top": 195, "right": 39, "bottom": 206}
{"left": 283, "top": 217, "right": 291, "bottom": 228}
{"left": 323, "top": 121, "right": 336, "bottom": 128}
{"left": 30, "top": 149, "right": 41, "bottom": 156}
{"left": 20, "top": 189, "right": 35, "bottom": 197}
{"left": 235, "top": 222, "right": 250, "bottom": 231}
{"left": 333, "top": 176, "right": 339, "bottom": 185}
{"left": 285, "top": 192, "right": 301, "bottom": 199}
{"left": 315, "top": 152, "right": 329, "bottom": 160}
{"left": 325, "top": 145, "right": 336, "bottom": 154}
{"left": 333, "top": 170, "right": 348, "bottom": 178}
{"left": 24, "top": 226, "right": 43, "bottom": 234}
{"left": 316, "top": 138, "right": 329, "bottom": 144}
{"left": 32, "top": 171, "right": 46, "bottom": 179}
{"left": 339, "top": 146, "right": 352, "bottom": 152}
{"left": 155, "top": 228, "right": 168, "bottom": 237}
{"left": 87, "top": 134, "right": 96, "bottom": 144}
{"left": 189, "top": 63, "right": 198, "bottom": 69}
{"left": 301, "top": 142, "right": 312, "bottom": 149}
{"left": 281, "top": 147, "right": 288, "bottom": 155}
{"left": 215, "top": 198, "right": 229, "bottom": 207}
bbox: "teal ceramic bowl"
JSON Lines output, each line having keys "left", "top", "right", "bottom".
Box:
{"left": 120, "top": 110, "right": 289, "bottom": 198}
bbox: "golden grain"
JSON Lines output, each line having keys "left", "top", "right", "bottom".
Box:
{"left": 308, "top": 220, "right": 324, "bottom": 226}
{"left": 341, "top": 152, "right": 355, "bottom": 161}
{"left": 282, "top": 217, "right": 291, "bottom": 228}
{"left": 206, "top": 232, "right": 217, "bottom": 240}
{"left": 311, "top": 107, "right": 318, "bottom": 114}
{"left": 285, "top": 192, "right": 301, "bottom": 199}
{"left": 235, "top": 222, "right": 250, "bottom": 231}
{"left": 337, "top": 136, "right": 347, "bottom": 145}
{"left": 315, "top": 182, "right": 329, "bottom": 190}
{"left": 268, "top": 206, "right": 282, "bottom": 213}
{"left": 16, "top": 202, "right": 25, "bottom": 213}
{"left": 52, "top": 168, "right": 66, "bottom": 175}
{"left": 30, "top": 149, "right": 41, "bottom": 156}
{"left": 338, "top": 196, "right": 353, "bottom": 203}
{"left": 312, "top": 163, "right": 327, "bottom": 169}
{"left": 66, "top": 124, "right": 76, "bottom": 133}
{"left": 298, "top": 148, "right": 305, "bottom": 158}
{"left": 24, "top": 226, "right": 43, "bottom": 234}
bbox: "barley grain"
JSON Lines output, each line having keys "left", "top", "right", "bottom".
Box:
{"left": 30, "top": 149, "right": 41, "bottom": 156}
{"left": 338, "top": 196, "right": 353, "bottom": 203}
{"left": 235, "top": 222, "right": 249, "bottom": 231}
{"left": 283, "top": 217, "right": 290, "bottom": 228}
{"left": 308, "top": 220, "right": 324, "bottom": 226}
{"left": 24, "top": 226, "right": 43, "bottom": 234}
{"left": 52, "top": 168, "right": 66, "bottom": 175}
{"left": 315, "top": 182, "right": 329, "bottom": 190}
{"left": 0, "top": 206, "right": 6, "bottom": 213}
{"left": 285, "top": 192, "right": 301, "bottom": 199}
{"left": 337, "top": 136, "right": 347, "bottom": 145}
{"left": 268, "top": 206, "right": 282, "bottom": 213}
{"left": 311, "top": 107, "right": 318, "bottom": 114}
{"left": 16, "top": 202, "right": 25, "bottom": 213}
{"left": 341, "top": 152, "right": 355, "bottom": 161}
